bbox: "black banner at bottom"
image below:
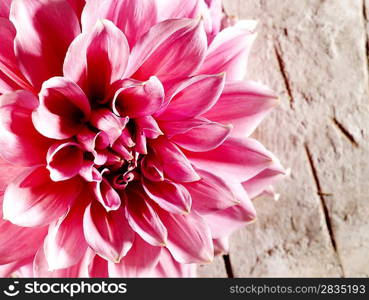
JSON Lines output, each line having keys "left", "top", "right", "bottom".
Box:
{"left": 0, "top": 278, "right": 367, "bottom": 299}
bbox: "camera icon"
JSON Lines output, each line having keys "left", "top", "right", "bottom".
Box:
{"left": 3, "top": 281, "right": 20, "bottom": 297}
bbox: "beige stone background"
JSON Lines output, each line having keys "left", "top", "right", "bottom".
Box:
{"left": 198, "top": 0, "right": 369, "bottom": 277}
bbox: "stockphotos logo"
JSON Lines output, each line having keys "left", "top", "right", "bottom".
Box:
{"left": 3, "top": 281, "right": 20, "bottom": 297}
{"left": 3, "top": 281, "right": 127, "bottom": 298}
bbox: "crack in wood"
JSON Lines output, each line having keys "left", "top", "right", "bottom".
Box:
{"left": 304, "top": 144, "right": 345, "bottom": 276}
{"left": 362, "top": 0, "right": 369, "bottom": 86}
{"left": 274, "top": 44, "right": 294, "bottom": 109}
{"left": 332, "top": 117, "right": 359, "bottom": 148}
{"left": 223, "top": 255, "right": 235, "bottom": 278}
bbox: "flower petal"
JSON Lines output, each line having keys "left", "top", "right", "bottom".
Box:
{"left": 10, "top": 0, "right": 80, "bottom": 89}
{"left": 140, "top": 155, "right": 164, "bottom": 182}
{"left": 67, "top": 0, "right": 85, "bottom": 18}
{"left": 184, "top": 168, "right": 239, "bottom": 214}
{"left": 64, "top": 20, "right": 130, "bottom": 100}
{"left": 3, "top": 167, "right": 83, "bottom": 227}
{"left": 33, "top": 245, "right": 87, "bottom": 278}
{"left": 46, "top": 141, "right": 84, "bottom": 182}
{"left": 198, "top": 21, "right": 257, "bottom": 80}
{"left": 108, "top": 234, "right": 161, "bottom": 277}
{"left": 90, "top": 109, "right": 128, "bottom": 145}
{"left": 242, "top": 159, "right": 287, "bottom": 199}
{"left": 33, "top": 77, "right": 91, "bottom": 140}
{"left": 156, "top": 0, "right": 212, "bottom": 35}
{"left": 0, "top": 18, "right": 32, "bottom": 91}
{"left": 0, "top": 90, "right": 50, "bottom": 166}
{"left": 83, "top": 201, "right": 134, "bottom": 263}
{"left": 86, "top": 20, "right": 130, "bottom": 100}
{"left": 0, "top": 157, "right": 28, "bottom": 195}
{"left": 187, "top": 137, "right": 274, "bottom": 182}
{"left": 124, "top": 184, "right": 168, "bottom": 246}
{"left": 142, "top": 178, "right": 192, "bottom": 214}
{"left": 203, "top": 81, "right": 278, "bottom": 136}
{"left": 0, "top": 199, "right": 47, "bottom": 264}
{"left": 203, "top": 181, "right": 256, "bottom": 238}
{"left": 150, "top": 137, "right": 200, "bottom": 183}
{"left": 157, "top": 209, "right": 213, "bottom": 264}
{"left": 213, "top": 237, "right": 230, "bottom": 255}
{"left": 44, "top": 201, "right": 88, "bottom": 270}
{"left": 82, "top": 0, "right": 158, "bottom": 48}
{"left": 171, "top": 120, "right": 232, "bottom": 152}
{"left": 0, "top": 0, "right": 11, "bottom": 18}
{"left": 159, "top": 117, "right": 208, "bottom": 138}
{"left": 0, "top": 258, "right": 33, "bottom": 277}
{"left": 126, "top": 18, "right": 207, "bottom": 82}
{"left": 147, "top": 248, "right": 197, "bottom": 278}
{"left": 91, "top": 169, "right": 121, "bottom": 211}
{"left": 111, "top": 77, "right": 164, "bottom": 118}
{"left": 156, "top": 74, "right": 225, "bottom": 121}
{"left": 88, "top": 254, "right": 109, "bottom": 277}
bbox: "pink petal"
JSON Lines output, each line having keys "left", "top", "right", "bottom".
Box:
{"left": 213, "top": 236, "right": 230, "bottom": 255}
{"left": 124, "top": 184, "right": 168, "bottom": 246}
{"left": 140, "top": 155, "right": 164, "bottom": 182}
{"left": 86, "top": 20, "right": 130, "bottom": 100}
{"left": 88, "top": 254, "right": 109, "bottom": 277}
{"left": 67, "top": 0, "right": 85, "bottom": 18}
{"left": 3, "top": 167, "right": 83, "bottom": 227}
{"left": 112, "top": 77, "right": 164, "bottom": 118}
{"left": 10, "top": 0, "right": 80, "bottom": 89}
{"left": 125, "top": 18, "right": 207, "bottom": 82}
{"left": 0, "top": 258, "right": 33, "bottom": 277}
{"left": 150, "top": 137, "right": 200, "bottom": 183}
{"left": 91, "top": 169, "right": 121, "bottom": 211}
{"left": 32, "top": 77, "right": 90, "bottom": 140}
{"left": 156, "top": 0, "right": 207, "bottom": 25}
{"left": 204, "top": 0, "right": 223, "bottom": 41}
{"left": 147, "top": 248, "right": 197, "bottom": 278}
{"left": 0, "top": 69, "right": 20, "bottom": 94}
{"left": 44, "top": 202, "right": 88, "bottom": 270}
{"left": 134, "top": 116, "right": 163, "bottom": 155}
{"left": 171, "top": 120, "right": 232, "bottom": 152}
{"left": 79, "top": 161, "right": 102, "bottom": 183}
{"left": 0, "top": 198, "right": 47, "bottom": 264}
{"left": 135, "top": 116, "right": 163, "bottom": 139}
{"left": 242, "top": 159, "right": 286, "bottom": 199}
{"left": 0, "top": 0, "right": 11, "bottom": 17}
{"left": 0, "top": 18, "right": 32, "bottom": 91}
{"left": 157, "top": 209, "right": 213, "bottom": 264}
{"left": 64, "top": 20, "right": 129, "bottom": 100}
{"left": 77, "top": 127, "right": 110, "bottom": 152}
{"left": 108, "top": 234, "right": 161, "bottom": 277}
{"left": 142, "top": 178, "right": 192, "bottom": 214}
{"left": 82, "top": 0, "right": 158, "bottom": 48}
{"left": 33, "top": 245, "right": 86, "bottom": 278}
{"left": 46, "top": 141, "right": 84, "bottom": 182}
{"left": 203, "top": 81, "right": 278, "bottom": 136}
{"left": 184, "top": 168, "right": 239, "bottom": 214}
{"left": 62, "top": 33, "right": 89, "bottom": 91}
{"left": 0, "top": 90, "right": 50, "bottom": 166}
{"left": 203, "top": 181, "right": 256, "bottom": 238}
{"left": 159, "top": 118, "right": 208, "bottom": 138}
{"left": 0, "top": 157, "right": 28, "bottom": 195}
{"left": 90, "top": 108, "right": 128, "bottom": 145}
{"left": 187, "top": 137, "right": 274, "bottom": 182}
{"left": 83, "top": 201, "right": 134, "bottom": 263}
{"left": 156, "top": 74, "right": 225, "bottom": 121}
{"left": 198, "top": 22, "right": 257, "bottom": 81}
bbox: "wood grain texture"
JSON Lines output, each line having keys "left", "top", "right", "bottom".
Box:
{"left": 201, "top": 0, "right": 369, "bottom": 277}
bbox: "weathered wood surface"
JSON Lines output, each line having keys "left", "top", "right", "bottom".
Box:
{"left": 199, "top": 0, "right": 369, "bottom": 277}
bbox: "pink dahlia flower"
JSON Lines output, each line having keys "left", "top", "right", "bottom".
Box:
{"left": 0, "top": 0, "right": 285, "bottom": 277}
